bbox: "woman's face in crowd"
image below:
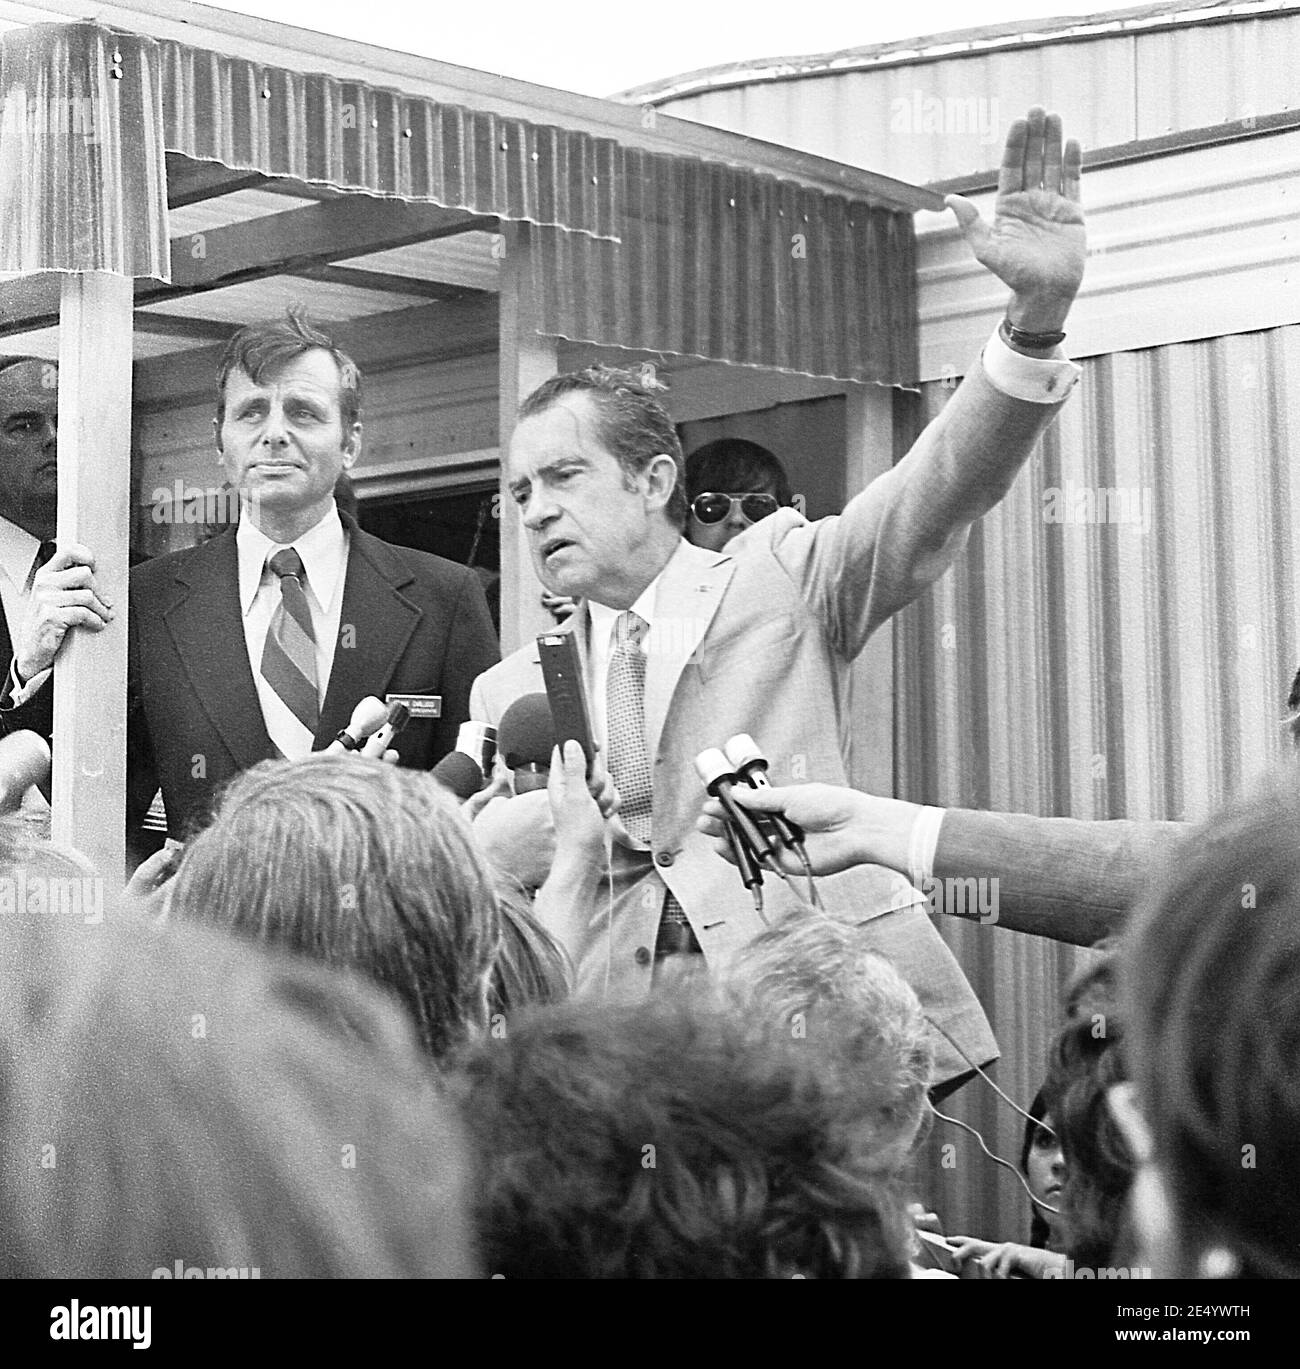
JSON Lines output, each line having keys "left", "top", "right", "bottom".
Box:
{"left": 1027, "top": 1114, "right": 1066, "bottom": 1235}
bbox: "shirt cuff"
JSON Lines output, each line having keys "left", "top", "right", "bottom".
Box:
{"left": 907, "top": 805, "right": 948, "bottom": 891}
{"left": 0, "top": 657, "right": 52, "bottom": 710}
{"left": 981, "top": 324, "right": 1081, "bottom": 404}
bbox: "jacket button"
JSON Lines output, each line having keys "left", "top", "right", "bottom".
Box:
{"left": 654, "top": 850, "right": 674, "bottom": 867}
{"left": 634, "top": 946, "right": 652, "bottom": 966}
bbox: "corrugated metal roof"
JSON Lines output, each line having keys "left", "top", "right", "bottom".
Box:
{"left": 155, "top": 31, "right": 621, "bottom": 242}
{"left": 898, "top": 325, "right": 1300, "bottom": 1239}
{"left": 618, "top": 0, "right": 1289, "bottom": 104}
{"left": 623, "top": 1, "right": 1300, "bottom": 185}
{"left": 531, "top": 148, "right": 919, "bottom": 384}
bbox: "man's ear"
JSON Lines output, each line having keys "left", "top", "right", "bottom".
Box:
{"left": 342, "top": 422, "right": 362, "bottom": 469}
{"left": 642, "top": 453, "right": 678, "bottom": 512}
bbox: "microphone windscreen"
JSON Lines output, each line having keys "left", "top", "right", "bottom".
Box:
{"left": 348, "top": 696, "right": 390, "bottom": 739}
{"left": 431, "top": 750, "right": 484, "bottom": 801}
{"left": 497, "top": 693, "right": 556, "bottom": 770}
{"left": 0, "top": 730, "right": 51, "bottom": 813}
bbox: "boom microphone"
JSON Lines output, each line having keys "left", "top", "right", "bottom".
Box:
{"left": 0, "top": 730, "right": 51, "bottom": 812}
{"left": 497, "top": 693, "right": 556, "bottom": 794}
{"left": 325, "top": 697, "right": 389, "bottom": 754}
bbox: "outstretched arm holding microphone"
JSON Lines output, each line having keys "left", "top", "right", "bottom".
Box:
{"left": 698, "top": 782, "right": 1179, "bottom": 947}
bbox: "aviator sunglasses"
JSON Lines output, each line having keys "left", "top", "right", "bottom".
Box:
{"left": 690, "top": 491, "right": 781, "bottom": 525}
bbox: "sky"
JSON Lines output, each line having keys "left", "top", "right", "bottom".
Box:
{"left": 191, "top": 0, "right": 1115, "bottom": 98}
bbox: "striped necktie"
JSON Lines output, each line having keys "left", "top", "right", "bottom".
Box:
{"left": 260, "top": 548, "right": 319, "bottom": 742}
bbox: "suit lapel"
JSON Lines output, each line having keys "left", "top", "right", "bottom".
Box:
{"left": 317, "top": 523, "right": 422, "bottom": 745}
{"left": 644, "top": 539, "right": 735, "bottom": 761}
{"left": 164, "top": 531, "right": 272, "bottom": 769}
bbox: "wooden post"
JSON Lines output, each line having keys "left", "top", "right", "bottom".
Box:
{"left": 496, "top": 223, "right": 557, "bottom": 655}
{"left": 845, "top": 382, "right": 897, "bottom": 797}
{"left": 53, "top": 273, "right": 133, "bottom": 885}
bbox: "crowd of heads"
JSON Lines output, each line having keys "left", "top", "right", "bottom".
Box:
{"left": 5, "top": 317, "right": 1299, "bottom": 1281}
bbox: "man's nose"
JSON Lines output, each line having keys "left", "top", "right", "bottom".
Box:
{"left": 522, "top": 490, "right": 557, "bottom": 531}
{"left": 261, "top": 405, "right": 290, "bottom": 444}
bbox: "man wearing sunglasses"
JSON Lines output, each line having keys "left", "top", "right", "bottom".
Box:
{"left": 471, "top": 108, "right": 1085, "bottom": 1095}
{"left": 684, "top": 439, "right": 792, "bottom": 554}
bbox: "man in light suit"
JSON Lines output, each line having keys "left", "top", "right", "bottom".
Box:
{"left": 15, "top": 314, "right": 498, "bottom": 840}
{"left": 471, "top": 110, "right": 1086, "bottom": 1091}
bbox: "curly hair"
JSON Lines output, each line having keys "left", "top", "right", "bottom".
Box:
{"left": 448, "top": 995, "right": 914, "bottom": 1278}
{"left": 1123, "top": 765, "right": 1300, "bottom": 1279}
{"left": 1042, "top": 948, "right": 1135, "bottom": 1269}
{"left": 167, "top": 757, "right": 501, "bottom": 1060}
{"left": 518, "top": 365, "right": 687, "bottom": 528}
{"left": 726, "top": 912, "right": 934, "bottom": 1172}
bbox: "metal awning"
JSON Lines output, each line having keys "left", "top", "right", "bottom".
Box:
{"left": 1, "top": 15, "right": 934, "bottom": 385}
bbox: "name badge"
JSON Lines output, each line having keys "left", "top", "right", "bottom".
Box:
{"left": 386, "top": 693, "right": 441, "bottom": 719}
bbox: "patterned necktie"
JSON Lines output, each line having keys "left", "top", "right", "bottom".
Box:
{"left": 23, "top": 539, "right": 57, "bottom": 594}
{"left": 606, "top": 610, "right": 653, "bottom": 842}
{"left": 261, "top": 548, "right": 319, "bottom": 739}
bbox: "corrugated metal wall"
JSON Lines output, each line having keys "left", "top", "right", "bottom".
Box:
{"left": 900, "top": 326, "right": 1300, "bottom": 1241}
{"left": 645, "top": 9, "right": 1300, "bottom": 183}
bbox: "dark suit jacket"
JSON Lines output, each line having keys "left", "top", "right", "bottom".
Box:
{"left": 129, "top": 512, "right": 498, "bottom": 839}
{"left": 0, "top": 600, "right": 53, "bottom": 741}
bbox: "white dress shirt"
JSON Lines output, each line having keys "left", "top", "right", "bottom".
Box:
{"left": 237, "top": 506, "right": 349, "bottom": 761}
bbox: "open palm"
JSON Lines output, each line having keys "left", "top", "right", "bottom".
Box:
{"left": 947, "top": 108, "right": 1086, "bottom": 317}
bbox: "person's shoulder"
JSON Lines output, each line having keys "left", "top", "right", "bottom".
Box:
{"left": 350, "top": 527, "right": 478, "bottom": 590}
{"left": 130, "top": 534, "right": 227, "bottom": 588}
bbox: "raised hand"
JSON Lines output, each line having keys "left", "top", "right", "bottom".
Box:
{"left": 946, "top": 107, "right": 1085, "bottom": 335}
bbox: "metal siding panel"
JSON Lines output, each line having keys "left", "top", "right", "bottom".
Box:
{"left": 653, "top": 14, "right": 1300, "bottom": 183}
{"left": 531, "top": 155, "right": 919, "bottom": 384}
{"left": 899, "top": 326, "right": 1300, "bottom": 1239}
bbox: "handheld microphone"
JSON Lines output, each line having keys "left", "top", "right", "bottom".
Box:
{"left": 455, "top": 721, "right": 497, "bottom": 780}
{"left": 0, "top": 730, "right": 51, "bottom": 813}
{"left": 723, "top": 733, "right": 805, "bottom": 847}
{"left": 694, "top": 749, "right": 776, "bottom": 865}
{"left": 360, "top": 701, "right": 411, "bottom": 758}
{"left": 325, "top": 697, "right": 389, "bottom": 754}
{"left": 431, "top": 750, "right": 486, "bottom": 801}
{"left": 497, "top": 693, "right": 556, "bottom": 794}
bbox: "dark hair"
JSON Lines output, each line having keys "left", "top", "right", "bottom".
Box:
{"left": 518, "top": 365, "right": 686, "bottom": 528}
{"left": 686, "top": 438, "right": 793, "bottom": 507}
{"left": 167, "top": 757, "right": 501, "bottom": 1060}
{"left": 1123, "top": 766, "right": 1300, "bottom": 1279}
{"left": 1042, "top": 949, "right": 1135, "bottom": 1269}
{"left": 0, "top": 914, "right": 475, "bottom": 1278}
{"left": 215, "top": 308, "right": 362, "bottom": 434}
{"left": 449, "top": 995, "right": 914, "bottom": 1278}
{"left": 1020, "top": 1087, "right": 1054, "bottom": 1249}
